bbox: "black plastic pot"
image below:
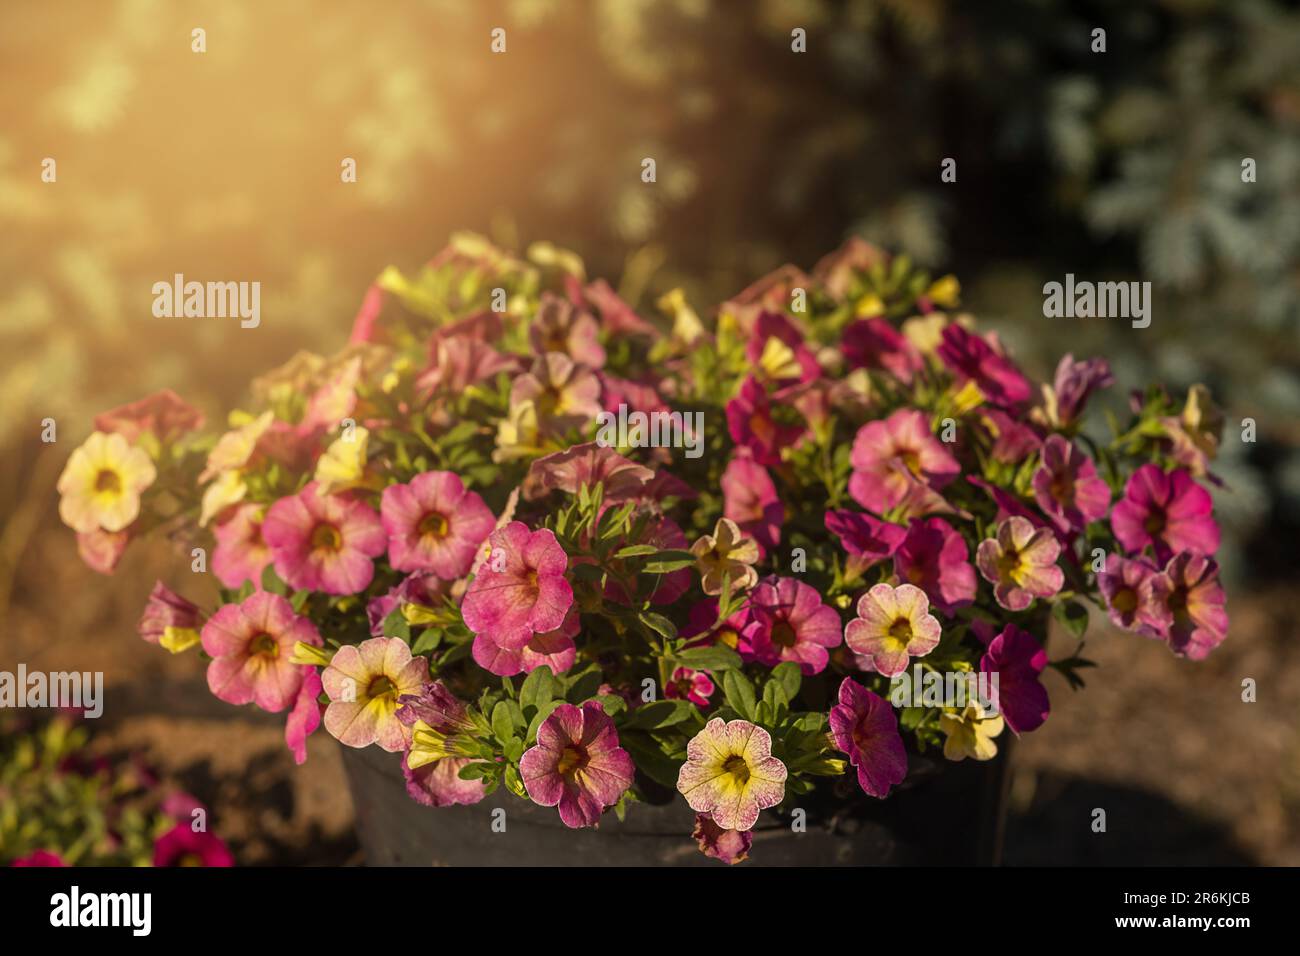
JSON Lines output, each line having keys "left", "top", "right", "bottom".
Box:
{"left": 340, "top": 739, "right": 1012, "bottom": 866}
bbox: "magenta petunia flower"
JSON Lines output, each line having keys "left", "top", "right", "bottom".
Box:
{"left": 401, "top": 753, "right": 488, "bottom": 808}
{"left": 1110, "top": 465, "right": 1220, "bottom": 560}
{"left": 366, "top": 572, "right": 448, "bottom": 637}
{"left": 1046, "top": 353, "right": 1114, "bottom": 428}
{"left": 152, "top": 823, "right": 234, "bottom": 867}
{"left": 842, "top": 317, "right": 921, "bottom": 383}
{"left": 677, "top": 718, "right": 787, "bottom": 831}
{"left": 825, "top": 509, "right": 907, "bottom": 577}
{"left": 976, "top": 516, "right": 1064, "bottom": 611}
{"left": 519, "top": 701, "right": 635, "bottom": 828}
{"left": 848, "top": 409, "right": 959, "bottom": 514}
{"left": 395, "top": 681, "right": 488, "bottom": 808}
{"left": 844, "top": 583, "right": 942, "bottom": 677}
{"left": 381, "top": 470, "right": 495, "bottom": 578}
{"left": 828, "top": 677, "right": 908, "bottom": 798}
{"left": 1032, "top": 435, "right": 1111, "bottom": 533}
{"left": 981, "top": 408, "right": 1043, "bottom": 463}
{"left": 744, "top": 310, "right": 821, "bottom": 386}
{"left": 472, "top": 608, "right": 579, "bottom": 677}
{"left": 936, "top": 323, "right": 1033, "bottom": 407}
{"left": 892, "top": 517, "right": 976, "bottom": 615}
{"left": 262, "top": 482, "right": 386, "bottom": 595}
{"left": 721, "top": 453, "right": 783, "bottom": 556}
{"left": 745, "top": 576, "right": 843, "bottom": 675}
{"left": 10, "top": 850, "right": 67, "bottom": 867}
{"left": 666, "top": 666, "right": 716, "bottom": 708}
{"left": 725, "top": 375, "right": 803, "bottom": 467}
{"left": 460, "top": 521, "right": 574, "bottom": 648}
{"left": 138, "top": 581, "right": 202, "bottom": 646}
{"left": 683, "top": 599, "right": 756, "bottom": 661}
{"left": 284, "top": 667, "right": 323, "bottom": 765}
{"left": 201, "top": 592, "right": 322, "bottom": 713}
{"left": 1148, "top": 551, "right": 1229, "bottom": 660}
{"left": 979, "top": 625, "right": 1050, "bottom": 735}
{"left": 212, "top": 503, "right": 272, "bottom": 589}
{"left": 692, "top": 813, "right": 753, "bottom": 865}
{"left": 1097, "top": 554, "right": 1170, "bottom": 636}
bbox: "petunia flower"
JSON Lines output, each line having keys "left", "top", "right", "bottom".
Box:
{"left": 138, "top": 581, "right": 203, "bottom": 653}
{"left": 721, "top": 453, "right": 783, "bottom": 556}
{"left": 1110, "top": 464, "right": 1220, "bottom": 560}
{"left": 683, "top": 599, "right": 757, "bottom": 660}
{"left": 94, "top": 389, "right": 204, "bottom": 446}
{"left": 321, "top": 637, "right": 430, "bottom": 752}
{"left": 841, "top": 317, "right": 921, "bottom": 383}
{"left": 1148, "top": 551, "right": 1229, "bottom": 660}
{"left": 892, "top": 517, "right": 976, "bottom": 615}
{"left": 509, "top": 351, "right": 603, "bottom": 436}
{"left": 381, "top": 470, "right": 495, "bottom": 578}
{"left": 1096, "top": 554, "right": 1170, "bottom": 636}
{"left": 725, "top": 375, "right": 803, "bottom": 467}
{"left": 692, "top": 813, "right": 753, "bottom": 865}
{"left": 529, "top": 292, "right": 606, "bottom": 368}
{"left": 1161, "top": 384, "right": 1224, "bottom": 478}
{"left": 152, "top": 824, "right": 235, "bottom": 867}
{"left": 1040, "top": 354, "right": 1114, "bottom": 429}
{"left": 1032, "top": 435, "right": 1111, "bottom": 533}
{"left": 979, "top": 625, "right": 1049, "bottom": 735}
{"left": 312, "top": 425, "right": 371, "bottom": 495}
{"left": 976, "top": 516, "right": 1064, "bottom": 611}
{"left": 212, "top": 503, "right": 272, "bottom": 589}
{"left": 690, "top": 517, "right": 761, "bottom": 596}
{"left": 980, "top": 408, "right": 1043, "bottom": 464}
{"left": 828, "top": 677, "right": 908, "bottom": 798}
{"left": 520, "top": 701, "right": 635, "bottom": 828}
{"left": 262, "top": 482, "right": 386, "bottom": 595}
{"left": 75, "top": 527, "right": 131, "bottom": 575}
{"left": 936, "top": 323, "right": 1033, "bottom": 408}
{"left": 844, "top": 583, "right": 942, "bottom": 677}
{"left": 523, "top": 441, "right": 654, "bottom": 503}
{"left": 825, "top": 509, "right": 907, "bottom": 578}
{"left": 57, "top": 431, "right": 156, "bottom": 534}
{"left": 366, "top": 572, "right": 448, "bottom": 637}
{"left": 198, "top": 411, "right": 274, "bottom": 483}
{"left": 9, "top": 850, "right": 67, "bottom": 867}
{"left": 666, "top": 666, "right": 716, "bottom": 708}
{"left": 848, "top": 409, "right": 959, "bottom": 514}
{"left": 284, "top": 667, "right": 323, "bottom": 765}
{"left": 472, "top": 608, "right": 579, "bottom": 677}
{"left": 402, "top": 754, "right": 488, "bottom": 808}
{"left": 461, "top": 521, "right": 574, "bottom": 648}
{"left": 397, "top": 681, "right": 488, "bottom": 807}
{"left": 201, "top": 592, "right": 322, "bottom": 713}
{"left": 939, "top": 703, "right": 1005, "bottom": 761}
{"left": 677, "top": 718, "right": 787, "bottom": 831}
{"left": 744, "top": 311, "right": 820, "bottom": 387}
{"left": 745, "top": 576, "right": 843, "bottom": 675}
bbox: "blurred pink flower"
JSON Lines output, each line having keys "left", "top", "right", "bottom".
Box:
{"left": 262, "top": 482, "right": 386, "bottom": 595}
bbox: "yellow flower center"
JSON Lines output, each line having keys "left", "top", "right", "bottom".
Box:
{"left": 716, "top": 628, "right": 739, "bottom": 649}
{"left": 770, "top": 621, "right": 798, "bottom": 648}
{"left": 722, "top": 754, "right": 751, "bottom": 784}
{"left": 996, "top": 548, "right": 1024, "bottom": 584}
{"left": 899, "top": 449, "right": 922, "bottom": 475}
{"left": 1143, "top": 510, "right": 1166, "bottom": 535}
{"left": 94, "top": 469, "right": 122, "bottom": 494}
{"left": 1112, "top": 588, "right": 1138, "bottom": 613}
{"left": 556, "top": 744, "right": 587, "bottom": 777}
{"left": 367, "top": 675, "right": 396, "bottom": 700}
{"left": 310, "top": 523, "right": 343, "bottom": 551}
{"left": 250, "top": 633, "right": 279, "bottom": 658}
{"left": 418, "top": 511, "right": 449, "bottom": 540}
{"left": 888, "top": 617, "right": 913, "bottom": 646}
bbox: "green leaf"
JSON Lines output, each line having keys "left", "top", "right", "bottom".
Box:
{"left": 565, "top": 669, "right": 604, "bottom": 704}
{"left": 770, "top": 661, "right": 802, "bottom": 701}
{"left": 261, "top": 564, "right": 288, "bottom": 596}
{"left": 722, "top": 670, "right": 757, "bottom": 721}
{"left": 614, "top": 544, "right": 660, "bottom": 559}
{"left": 626, "top": 699, "right": 697, "bottom": 730}
{"left": 491, "top": 700, "right": 522, "bottom": 743}
{"left": 642, "top": 550, "right": 697, "bottom": 574}
{"left": 1052, "top": 600, "right": 1089, "bottom": 640}
{"left": 519, "top": 666, "right": 556, "bottom": 714}
{"left": 381, "top": 608, "right": 411, "bottom": 641}
{"left": 524, "top": 699, "right": 564, "bottom": 744}
{"left": 639, "top": 612, "right": 677, "bottom": 641}
{"left": 673, "top": 645, "right": 743, "bottom": 672}
{"left": 410, "top": 628, "right": 442, "bottom": 656}
{"left": 761, "top": 679, "right": 790, "bottom": 720}
{"left": 289, "top": 589, "right": 310, "bottom": 613}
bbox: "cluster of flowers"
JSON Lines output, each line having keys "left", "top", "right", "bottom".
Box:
{"left": 1, "top": 713, "right": 233, "bottom": 867}
{"left": 58, "top": 234, "right": 1228, "bottom": 864}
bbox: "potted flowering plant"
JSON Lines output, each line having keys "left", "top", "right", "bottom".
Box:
{"left": 57, "top": 234, "right": 1228, "bottom": 865}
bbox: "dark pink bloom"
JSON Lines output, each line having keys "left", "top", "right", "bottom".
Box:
{"left": 842, "top": 317, "right": 921, "bottom": 383}
{"left": 721, "top": 454, "right": 783, "bottom": 556}
{"left": 284, "top": 667, "right": 323, "bottom": 765}
{"left": 1111, "top": 465, "right": 1219, "bottom": 560}
{"left": 94, "top": 389, "right": 204, "bottom": 444}
{"left": 472, "top": 608, "right": 579, "bottom": 677}
{"left": 744, "top": 310, "right": 820, "bottom": 386}
{"left": 1048, "top": 354, "right": 1114, "bottom": 428}
{"left": 519, "top": 701, "right": 635, "bottom": 828}
{"left": 893, "top": 517, "right": 976, "bottom": 615}
{"left": 1148, "top": 552, "right": 1229, "bottom": 660}
{"left": 828, "top": 677, "right": 908, "bottom": 798}
{"left": 825, "top": 509, "right": 907, "bottom": 577}
{"left": 745, "top": 576, "right": 842, "bottom": 675}
{"left": 581, "top": 278, "right": 660, "bottom": 338}
{"left": 1097, "top": 554, "right": 1169, "bottom": 636}
{"left": 524, "top": 441, "right": 654, "bottom": 503}
{"left": 666, "top": 667, "right": 715, "bottom": 708}
{"left": 366, "top": 572, "right": 448, "bottom": 637}
{"left": 530, "top": 292, "right": 605, "bottom": 368}
{"left": 848, "top": 409, "right": 959, "bottom": 513}
{"left": 936, "top": 324, "right": 1033, "bottom": 407}
{"left": 212, "top": 503, "right": 272, "bottom": 589}
{"left": 1032, "top": 435, "right": 1111, "bottom": 533}
{"left": 381, "top": 471, "right": 495, "bottom": 578}
{"left": 10, "top": 850, "right": 66, "bottom": 867}
{"left": 461, "top": 522, "right": 573, "bottom": 648}
{"left": 201, "top": 591, "right": 322, "bottom": 713}
{"left": 401, "top": 753, "right": 488, "bottom": 808}
{"left": 726, "top": 376, "right": 803, "bottom": 467}
{"left": 981, "top": 408, "right": 1042, "bottom": 464}
{"left": 138, "top": 581, "right": 202, "bottom": 645}
{"left": 416, "top": 333, "right": 517, "bottom": 398}
{"left": 683, "top": 599, "right": 756, "bottom": 660}
{"left": 979, "top": 625, "right": 1050, "bottom": 735}
{"left": 966, "top": 476, "right": 1047, "bottom": 527}
{"left": 152, "top": 823, "right": 234, "bottom": 867}
{"left": 692, "top": 813, "right": 752, "bottom": 865}
{"left": 262, "top": 483, "right": 386, "bottom": 595}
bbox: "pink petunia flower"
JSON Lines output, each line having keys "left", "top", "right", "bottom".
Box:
{"left": 692, "top": 813, "right": 753, "bottom": 865}
{"left": 152, "top": 824, "right": 234, "bottom": 867}
{"left": 1044, "top": 354, "right": 1114, "bottom": 428}
{"left": 366, "top": 572, "right": 448, "bottom": 637}
{"left": 524, "top": 441, "right": 654, "bottom": 503}
{"left": 201, "top": 592, "right": 322, "bottom": 713}
{"left": 841, "top": 317, "right": 921, "bottom": 383}
{"left": 284, "top": 667, "right": 324, "bottom": 765}
{"left": 892, "top": 517, "right": 976, "bottom": 615}
{"left": 829, "top": 677, "right": 908, "bottom": 798}
{"left": 530, "top": 292, "right": 606, "bottom": 368}
{"left": 1110, "top": 465, "right": 1220, "bottom": 560}
{"left": 744, "top": 310, "right": 821, "bottom": 387}
{"left": 519, "top": 701, "right": 635, "bottom": 828}
{"left": 726, "top": 375, "right": 803, "bottom": 467}
{"left": 848, "top": 409, "right": 959, "bottom": 514}
{"left": 936, "top": 323, "right": 1033, "bottom": 407}
{"left": 683, "top": 599, "right": 756, "bottom": 660}
{"left": 472, "top": 608, "right": 579, "bottom": 677}
{"left": 10, "top": 850, "right": 67, "bottom": 867}
{"left": 1097, "top": 554, "right": 1170, "bottom": 636}
{"left": 262, "top": 482, "right": 386, "bottom": 595}
{"left": 1032, "top": 435, "right": 1111, "bottom": 534}
{"left": 844, "top": 583, "right": 942, "bottom": 677}
{"left": 745, "top": 576, "right": 843, "bottom": 675}
{"left": 976, "top": 516, "right": 1064, "bottom": 611}
{"left": 1148, "top": 551, "right": 1229, "bottom": 660}
{"left": 825, "top": 509, "right": 907, "bottom": 577}
{"left": 460, "top": 521, "right": 574, "bottom": 648}
{"left": 666, "top": 666, "right": 716, "bottom": 708}
{"left": 979, "top": 625, "right": 1050, "bottom": 735}
{"left": 677, "top": 718, "right": 787, "bottom": 831}
{"left": 381, "top": 471, "right": 495, "bottom": 578}
{"left": 721, "top": 453, "right": 783, "bottom": 557}
{"left": 94, "top": 389, "right": 205, "bottom": 445}
{"left": 212, "top": 503, "right": 272, "bottom": 589}
{"left": 396, "top": 681, "right": 488, "bottom": 807}
{"left": 981, "top": 408, "right": 1043, "bottom": 463}
{"left": 76, "top": 527, "right": 131, "bottom": 575}
{"left": 138, "top": 581, "right": 202, "bottom": 646}
{"left": 321, "top": 637, "right": 430, "bottom": 752}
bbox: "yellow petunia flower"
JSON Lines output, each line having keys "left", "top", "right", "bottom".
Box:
{"left": 57, "top": 431, "right": 156, "bottom": 533}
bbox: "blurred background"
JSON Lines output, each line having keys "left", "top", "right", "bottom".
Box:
{"left": 1, "top": 0, "right": 1297, "bottom": 864}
